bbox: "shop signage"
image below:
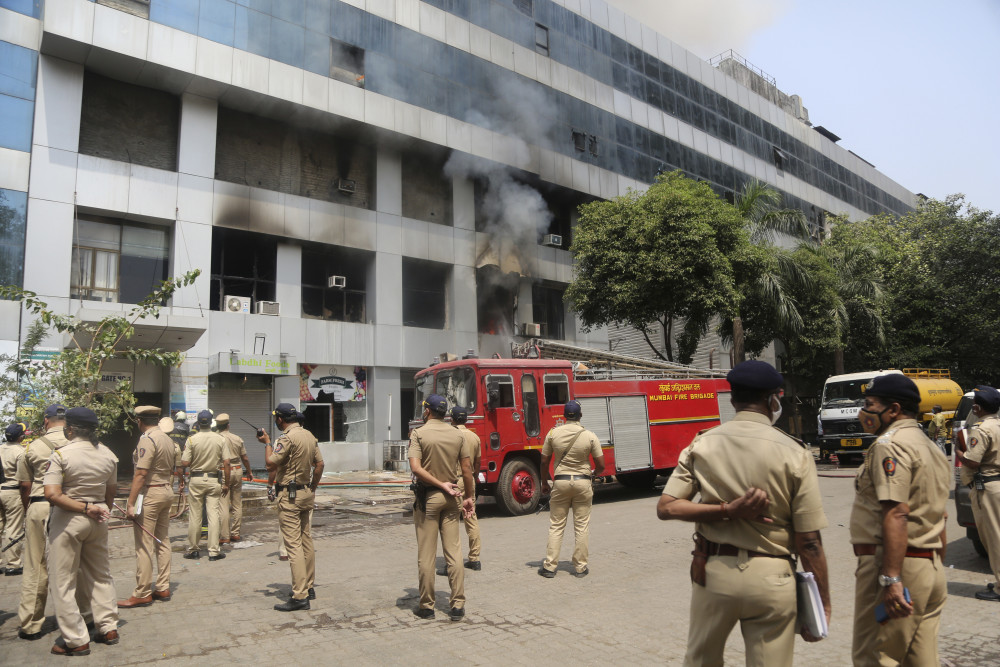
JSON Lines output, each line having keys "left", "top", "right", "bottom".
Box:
{"left": 300, "top": 364, "right": 367, "bottom": 402}
{"left": 97, "top": 371, "right": 133, "bottom": 391}
{"left": 211, "top": 353, "right": 297, "bottom": 376}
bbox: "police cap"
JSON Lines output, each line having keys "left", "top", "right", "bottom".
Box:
{"left": 5, "top": 422, "right": 25, "bottom": 440}
{"left": 134, "top": 405, "right": 161, "bottom": 418}
{"left": 564, "top": 400, "right": 582, "bottom": 420}
{"left": 272, "top": 403, "right": 299, "bottom": 420}
{"left": 423, "top": 394, "right": 447, "bottom": 415}
{"left": 726, "top": 360, "right": 784, "bottom": 391}
{"left": 864, "top": 374, "right": 920, "bottom": 406}
{"left": 215, "top": 413, "right": 230, "bottom": 424}
{"left": 974, "top": 385, "right": 1000, "bottom": 413}
{"left": 196, "top": 409, "right": 213, "bottom": 424}
{"left": 450, "top": 406, "right": 468, "bottom": 424}
{"left": 44, "top": 404, "right": 67, "bottom": 419}
{"left": 65, "top": 407, "right": 99, "bottom": 428}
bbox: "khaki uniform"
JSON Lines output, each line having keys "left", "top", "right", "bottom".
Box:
{"left": 219, "top": 430, "right": 246, "bottom": 539}
{"left": 15, "top": 427, "right": 84, "bottom": 634}
{"left": 409, "top": 417, "right": 468, "bottom": 611}
{"left": 929, "top": 412, "right": 948, "bottom": 452}
{"left": 663, "top": 411, "right": 828, "bottom": 667}
{"left": 182, "top": 430, "right": 227, "bottom": 556}
{"left": 45, "top": 438, "right": 119, "bottom": 650}
{"left": 456, "top": 425, "right": 482, "bottom": 563}
{"left": 268, "top": 423, "right": 322, "bottom": 601}
{"left": 965, "top": 414, "right": 1000, "bottom": 590}
{"left": 131, "top": 427, "right": 176, "bottom": 598}
{"left": 849, "top": 419, "right": 950, "bottom": 667}
{"left": 541, "top": 421, "right": 603, "bottom": 574}
{"left": 0, "top": 439, "right": 26, "bottom": 568}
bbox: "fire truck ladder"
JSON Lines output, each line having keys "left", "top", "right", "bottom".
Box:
{"left": 511, "top": 339, "right": 728, "bottom": 380}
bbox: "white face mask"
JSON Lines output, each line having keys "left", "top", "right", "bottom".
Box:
{"left": 769, "top": 394, "right": 783, "bottom": 426}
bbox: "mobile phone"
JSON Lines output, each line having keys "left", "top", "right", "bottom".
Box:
{"left": 875, "top": 587, "right": 911, "bottom": 623}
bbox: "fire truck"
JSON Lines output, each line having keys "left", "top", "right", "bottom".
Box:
{"left": 409, "top": 340, "right": 731, "bottom": 516}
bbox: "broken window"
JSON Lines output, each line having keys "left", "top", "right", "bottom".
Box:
{"left": 436, "top": 366, "right": 477, "bottom": 412}
{"left": 572, "top": 129, "right": 586, "bottom": 152}
{"left": 772, "top": 146, "right": 787, "bottom": 172}
{"left": 514, "top": 0, "right": 533, "bottom": 16}
{"left": 543, "top": 374, "right": 570, "bottom": 405}
{"left": 402, "top": 258, "right": 449, "bottom": 329}
{"left": 209, "top": 228, "right": 276, "bottom": 311}
{"left": 532, "top": 283, "right": 565, "bottom": 340}
{"left": 72, "top": 214, "right": 170, "bottom": 304}
{"left": 535, "top": 24, "right": 549, "bottom": 56}
{"left": 402, "top": 148, "right": 453, "bottom": 226}
{"left": 330, "top": 38, "right": 364, "bottom": 87}
{"left": 486, "top": 374, "right": 515, "bottom": 408}
{"left": 301, "top": 243, "right": 370, "bottom": 323}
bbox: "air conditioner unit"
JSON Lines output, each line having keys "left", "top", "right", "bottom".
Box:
{"left": 224, "top": 295, "right": 250, "bottom": 314}
{"left": 255, "top": 301, "right": 281, "bottom": 316}
{"left": 523, "top": 322, "right": 542, "bottom": 337}
{"left": 328, "top": 275, "right": 347, "bottom": 289}
{"left": 337, "top": 178, "right": 356, "bottom": 194}
{"left": 542, "top": 234, "right": 563, "bottom": 247}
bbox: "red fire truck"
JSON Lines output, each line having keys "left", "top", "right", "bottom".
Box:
{"left": 410, "top": 342, "right": 732, "bottom": 515}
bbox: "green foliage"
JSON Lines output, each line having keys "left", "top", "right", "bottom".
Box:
{"left": 0, "top": 270, "right": 201, "bottom": 434}
{"left": 565, "top": 171, "right": 748, "bottom": 362}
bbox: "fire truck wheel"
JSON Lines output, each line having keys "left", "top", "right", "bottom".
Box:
{"left": 968, "top": 527, "right": 989, "bottom": 559}
{"left": 497, "top": 457, "right": 541, "bottom": 516}
{"left": 615, "top": 470, "right": 657, "bottom": 490}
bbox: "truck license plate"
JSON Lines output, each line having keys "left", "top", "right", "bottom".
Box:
{"left": 841, "top": 438, "right": 863, "bottom": 448}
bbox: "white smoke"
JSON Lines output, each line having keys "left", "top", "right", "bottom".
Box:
{"left": 603, "top": 0, "right": 793, "bottom": 59}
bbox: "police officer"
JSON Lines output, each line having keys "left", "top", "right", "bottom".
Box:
{"left": 657, "top": 360, "right": 831, "bottom": 667}
{"left": 16, "top": 405, "right": 83, "bottom": 640}
{"left": 180, "top": 410, "right": 230, "bottom": 561}
{"left": 438, "top": 406, "right": 482, "bottom": 576}
{"left": 44, "top": 407, "right": 119, "bottom": 656}
{"left": 1, "top": 422, "right": 27, "bottom": 574}
{"left": 119, "top": 406, "right": 177, "bottom": 608}
{"left": 409, "top": 395, "right": 474, "bottom": 621}
{"left": 258, "top": 404, "right": 324, "bottom": 611}
{"left": 538, "top": 400, "right": 604, "bottom": 578}
{"left": 955, "top": 385, "right": 1000, "bottom": 601}
{"left": 217, "top": 414, "right": 252, "bottom": 542}
{"left": 849, "top": 373, "right": 950, "bottom": 666}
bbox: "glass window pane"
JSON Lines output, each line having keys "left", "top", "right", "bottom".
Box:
{"left": 0, "top": 95, "right": 33, "bottom": 152}
{"left": 94, "top": 250, "right": 117, "bottom": 291}
{"left": 76, "top": 218, "right": 120, "bottom": 251}
{"left": 122, "top": 225, "right": 169, "bottom": 259}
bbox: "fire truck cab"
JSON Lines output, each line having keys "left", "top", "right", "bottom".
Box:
{"left": 410, "top": 356, "right": 732, "bottom": 515}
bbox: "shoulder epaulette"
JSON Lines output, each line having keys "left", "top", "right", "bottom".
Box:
{"left": 695, "top": 425, "right": 720, "bottom": 437}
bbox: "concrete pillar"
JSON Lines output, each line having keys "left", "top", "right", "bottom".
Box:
{"left": 371, "top": 251, "right": 402, "bottom": 326}
{"left": 517, "top": 278, "right": 534, "bottom": 335}
{"left": 178, "top": 93, "right": 218, "bottom": 179}
{"left": 452, "top": 175, "right": 475, "bottom": 230}
{"left": 368, "top": 366, "right": 401, "bottom": 467}
{"left": 275, "top": 243, "right": 302, "bottom": 318}
{"left": 375, "top": 147, "right": 401, "bottom": 216}
{"left": 451, "top": 264, "right": 476, "bottom": 334}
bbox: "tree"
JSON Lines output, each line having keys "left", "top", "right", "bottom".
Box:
{"left": 566, "top": 171, "right": 748, "bottom": 362}
{"left": 0, "top": 270, "right": 201, "bottom": 434}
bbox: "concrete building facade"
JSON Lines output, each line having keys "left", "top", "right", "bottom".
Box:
{"left": 0, "top": 0, "right": 916, "bottom": 469}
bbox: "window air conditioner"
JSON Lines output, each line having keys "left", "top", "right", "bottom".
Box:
{"left": 542, "top": 234, "right": 562, "bottom": 247}
{"left": 523, "top": 323, "right": 542, "bottom": 337}
{"left": 255, "top": 301, "right": 281, "bottom": 316}
{"left": 328, "top": 275, "right": 347, "bottom": 289}
{"left": 224, "top": 295, "right": 251, "bottom": 313}
{"left": 337, "top": 178, "right": 356, "bottom": 194}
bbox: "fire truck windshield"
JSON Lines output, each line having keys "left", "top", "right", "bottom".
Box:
{"left": 436, "top": 366, "right": 477, "bottom": 412}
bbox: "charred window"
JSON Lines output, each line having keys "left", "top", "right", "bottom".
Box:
{"left": 210, "top": 228, "right": 276, "bottom": 311}
{"left": 330, "top": 38, "right": 364, "bottom": 87}
{"left": 402, "top": 148, "right": 453, "bottom": 226}
{"left": 543, "top": 374, "right": 570, "bottom": 405}
{"left": 535, "top": 24, "right": 549, "bottom": 56}
{"left": 477, "top": 265, "right": 519, "bottom": 335}
{"left": 402, "top": 258, "right": 449, "bottom": 329}
{"left": 301, "top": 243, "right": 370, "bottom": 323}
{"left": 532, "top": 284, "right": 565, "bottom": 340}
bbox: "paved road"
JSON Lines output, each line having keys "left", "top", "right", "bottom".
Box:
{"left": 0, "top": 468, "right": 997, "bottom": 665}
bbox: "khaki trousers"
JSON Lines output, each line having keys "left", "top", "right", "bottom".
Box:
{"left": 278, "top": 487, "right": 315, "bottom": 600}
{"left": 279, "top": 508, "right": 313, "bottom": 558}
{"left": 683, "top": 553, "right": 796, "bottom": 667}
{"left": 458, "top": 480, "right": 481, "bottom": 562}
{"left": 543, "top": 478, "right": 592, "bottom": 573}
{"left": 415, "top": 490, "right": 464, "bottom": 610}
{"left": 220, "top": 468, "right": 244, "bottom": 539}
{"left": 1, "top": 488, "right": 24, "bottom": 567}
{"left": 852, "top": 552, "right": 946, "bottom": 667}
{"left": 48, "top": 506, "right": 118, "bottom": 649}
{"left": 19, "top": 500, "right": 50, "bottom": 632}
{"left": 132, "top": 485, "right": 174, "bottom": 598}
{"left": 187, "top": 476, "right": 222, "bottom": 556}
{"left": 971, "top": 481, "right": 1000, "bottom": 585}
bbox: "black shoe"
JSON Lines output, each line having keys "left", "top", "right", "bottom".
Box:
{"left": 537, "top": 566, "right": 556, "bottom": 578}
{"left": 208, "top": 553, "right": 226, "bottom": 561}
{"left": 18, "top": 629, "right": 44, "bottom": 641}
{"left": 436, "top": 566, "right": 448, "bottom": 576}
{"left": 5, "top": 567, "right": 23, "bottom": 576}
{"left": 413, "top": 607, "right": 435, "bottom": 619}
{"left": 465, "top": 560, "right": 481, "bottom": 571}
{"left": 308, "top": 588, "right": 315, "bottom": 600}
{"left": 183, "top": 550, "right": 200, "bottom": 560}
{"left": 975, "top": 583, "right": 1000, "bottom": 601}
{"left": 449, "top": 607, "right": 465, "bottom": 621}
{"left": 274, "top": 598, "right": 310, "bottom": 612}
{"left": 573, "top": 567, "right": 589, "bottom": 578}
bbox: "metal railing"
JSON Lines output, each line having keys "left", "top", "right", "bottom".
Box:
{"left": 709, "top": 49, "right": 777, "bottom": 87}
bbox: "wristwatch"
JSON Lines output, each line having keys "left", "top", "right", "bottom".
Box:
{"left": 878, "top": 574, "right": 902, "bottom": 587}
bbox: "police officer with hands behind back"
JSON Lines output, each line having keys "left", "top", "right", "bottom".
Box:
{"left": 657, "top": 360, "right": 831, "bottom": 667}
{"left": 409, "top": 394, "right": 475, "bottom": 621}
{"left": 955, "top": 385, "right": 1000, "bottom": 602}
{"left": 849, "top": 373, "right": 950, "bottom": 667}
{"left": 258, "top": 403, "right": 324, "bottom": 612}
{"left": 1, "top": 421, "right": 27, "bottom": 574}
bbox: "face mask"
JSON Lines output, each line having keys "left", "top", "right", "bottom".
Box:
{"left": 859, "top": 405, "right": 890, "bottom": 434}
{"left": 769, "top": 394, "right": 783, "bottom": 426}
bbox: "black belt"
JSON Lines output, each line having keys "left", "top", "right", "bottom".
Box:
{"left": 554, "top": 474, "right": 590, "bottom": 481}
{"left": 981, "top": 475, "right": 1000, "bottom": 484}
{"left": 0, "top": 484, "right": 18, "bottom": 490}
{"left": 29, "top": 496, "right": 49, "bottom": 504}
{"left": 190, "top": 471, "right": 216, "bottom": 477}
{"left": 275, "top": 482, "right": 299, "bottom": 492}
